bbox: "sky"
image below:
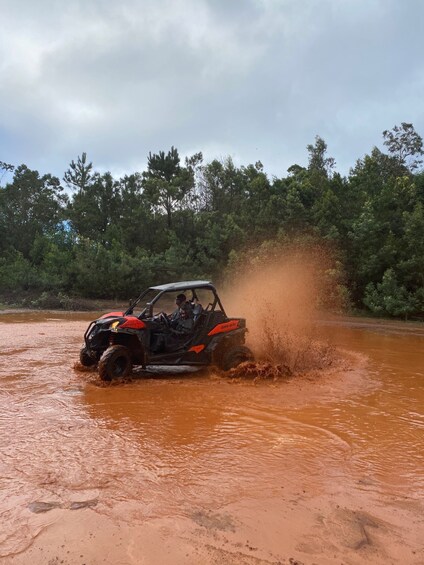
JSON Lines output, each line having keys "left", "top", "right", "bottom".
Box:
{"left": 1, "top": 0, "right": 423, "bottom": 181}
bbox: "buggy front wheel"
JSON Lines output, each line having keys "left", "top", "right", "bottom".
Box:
{"left": 98, "top": 345, "right": 132, "bottom": 381}
{"left": 79, "top": 346, "right": 97, "bottom": 367}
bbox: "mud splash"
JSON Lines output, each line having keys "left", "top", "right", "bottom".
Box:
{"left": 224, "top": 244, "right": 344, "bottom": 373}
{"left": 227, "top": 360, "right": 291, "bottom": 381}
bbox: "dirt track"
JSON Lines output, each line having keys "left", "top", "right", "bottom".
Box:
{"left": 0, "top": 312, "right": 423, "bottom": 564}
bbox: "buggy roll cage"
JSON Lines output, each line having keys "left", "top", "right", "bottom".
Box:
{"left": 125, "top": 281, "right": 227, "bottom": 319}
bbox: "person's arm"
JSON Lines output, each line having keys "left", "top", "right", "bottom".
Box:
{"left": 171, "top": 317, "right": 193, "bottom": 335}
{"left": 168, "top": 307, "right": 179, "bottom": 321}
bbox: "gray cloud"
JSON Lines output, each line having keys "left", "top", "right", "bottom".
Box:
{"left": 1, "top": 0, "right": 423, "bottom": 179}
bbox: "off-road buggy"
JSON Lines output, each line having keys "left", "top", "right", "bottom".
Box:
{"left": 80, "top": 280, "right": 253, "bottom": 381}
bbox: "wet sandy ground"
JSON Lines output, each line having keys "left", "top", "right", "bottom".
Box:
{"left": 0, "top": 312, "right": 423, "bottom": 564}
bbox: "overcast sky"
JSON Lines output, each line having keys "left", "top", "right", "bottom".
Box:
{"left": 1, "top": 0, "right": 423, "bottom": 181}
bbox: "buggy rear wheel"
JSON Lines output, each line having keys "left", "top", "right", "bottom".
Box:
{"left": 219, "top": 345, "right": 254, "bottom": 371}
{"left": 98, "top": 345, "right": 132, "bottom": 381}
{"left": 79, "top": 346, "right": 97, "bottom": 367}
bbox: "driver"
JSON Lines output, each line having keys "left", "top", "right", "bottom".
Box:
{"left": 169, "top": 293, "right": 192, "bottom": 326}
{"left": 152, "top": 293, "right": 194, "bottom": 353}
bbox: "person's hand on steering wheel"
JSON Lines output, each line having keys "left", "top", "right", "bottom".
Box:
{"left": 158, "top": 312, "right": 171, "bottom": 327}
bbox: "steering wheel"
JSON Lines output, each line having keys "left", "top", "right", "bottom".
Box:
{"left": 158, "top": 312, "right": 171, "bottom": 328}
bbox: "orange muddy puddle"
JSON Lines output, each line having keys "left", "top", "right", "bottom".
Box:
{"left": 0, "top": 312, "right": 423, "bottom": 564}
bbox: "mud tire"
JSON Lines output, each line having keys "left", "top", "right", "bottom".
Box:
{"left": 219, "top": 345, "right": 254, "bottom": 371}
{"left": 98, "top": 345, "right": 132, "bottom": 381}
{"left": 79, "top": 346, "right": 97, "bottom": 367}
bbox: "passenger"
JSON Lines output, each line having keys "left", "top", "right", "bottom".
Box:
{"left": 191, "top": 297, "right": 203, "bottom": 320}
{"left": 171, "top": 305, "right": 194, "bottom": 335}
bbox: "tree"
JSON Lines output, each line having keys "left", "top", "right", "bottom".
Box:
{"left": 364, "top": 268, "right": 418, "bottom": 319}
{"left": 63, "top": 152, "right": 93, "bottom": 192}
{"left": 237, "top": 164, "right": 273, "bottom": 236}
{"left": 350, "top": 147, "right": 406, "bottom": 197}
{"left": 0, "top": 250, "right": 38, "bottom": 292}
{"left": 399, "top": 202, "right": 424, "bottom": 288}
{"left": 304, "top": 137, "right": 336, "bottom": 230}
{"left": 307, "top": 136, "right": 335, "bottom": 178}
{"left": 198, "top": 157, "right": 245, "bottom": 215}
{"left": 2, "top": 126, "right": 424, "bottom": 316}
{"left": 68, "top": 172, "right": 120, "bottom": 243}
{"left": 0, "top": 161, "right": 14, "bottom": 184}
{"left": 383, "top": 122, "right": 423, "bottom": 171}
{"left": 142, "top": 147, "right": 195, "bottom": 228}
{"left": 116, "top": 173, "right": 166, "bottom": 254}
{"left": 273, "top": 166, "right": 316, "bottom": 233}
{"left": 0, "top": 165, "right": 67, "bottom": 257}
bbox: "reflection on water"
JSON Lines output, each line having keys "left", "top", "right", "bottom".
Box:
{"left": 0, "top": 312, "right": 423, "bottom": 560}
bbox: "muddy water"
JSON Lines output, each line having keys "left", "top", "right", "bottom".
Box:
{"left": 0, "top": 312, "right": 423, "bottom": 564}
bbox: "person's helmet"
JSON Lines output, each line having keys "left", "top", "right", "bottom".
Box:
{"left": 176, "top": 293, "right": 186, "bottom": 305}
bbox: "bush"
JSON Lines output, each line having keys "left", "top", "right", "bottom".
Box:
{"left": 364, "top": 268, "right": 418, "bottom": 319}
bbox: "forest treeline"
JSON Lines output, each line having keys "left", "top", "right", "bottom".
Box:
{"left": 1, "top": 122, "right": 423, "bottom": 318}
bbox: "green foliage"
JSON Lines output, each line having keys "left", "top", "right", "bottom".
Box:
{"left": 63, "top": 153, "right": 93, "bottom": 191}
{"left": 142, "top": 147, "right": 195, "bottom": 228}
{"left": 307, "top": 135, "right": 335, "bottom": 178}
{"left": 383, "top": 122, "right": 424, "bottom": 171}
{"left": 0, "top": 165, "right": 67, "bottom": 257}
{"left": 0, "top": 250, "right": 39, "bottom": 291}
{"left": 0, "top": 161, "right": 14, "bottom": 185}
{"left": 67, "top": 172, "right": 120, "bottom": 243}
{"left": 364, "top": 269, "right": 418, "bottom": 319}
{"left": 1, "top": 124, "right": 424, "bottom": 318}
